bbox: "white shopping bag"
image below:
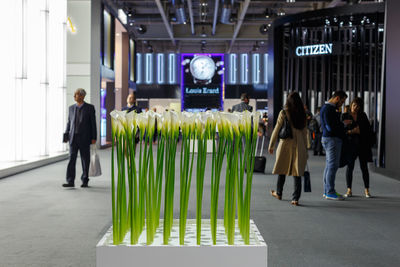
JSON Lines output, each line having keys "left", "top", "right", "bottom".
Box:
{"left": 89, "top": 144, "right": 102, "bottom": 177}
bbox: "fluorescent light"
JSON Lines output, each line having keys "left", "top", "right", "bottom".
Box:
{"left": 229, "top": 54, "right": 237, "bottom": 84}
{"left": 145, "top": 53, "right": 153, "bottom": 84}
{"left": 240, "top": 54, "right": 248, "bottom": 84}
{"left": 118, "top": 9, "right": 127, "bottom": 25}
{"left": 252, "top": 54, "right": 260, "bottom": 84}
{"left": 157, "top": 53, "right": 165, "bottom": 84}
{"left": 169, "top": 54, "right": 176, "bottom": 84}
{"left": 136, "top": 53, "right": 142, "bottom": 84}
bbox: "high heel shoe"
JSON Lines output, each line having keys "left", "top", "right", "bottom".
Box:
{"left": 270, "top": 190, "right": 282, "bottom": 200}
{"left": 291, "top": 200, "right": 299, "bottom": 206}
{"left": 365, "top": 188, "right": 371, "bottom": 198}
{"left": 344, "top": 188, "right": 352, "bottom": 197}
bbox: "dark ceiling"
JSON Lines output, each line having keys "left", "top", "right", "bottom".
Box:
{"left": 105, "top": 0, "right": 383, "bottom": 53}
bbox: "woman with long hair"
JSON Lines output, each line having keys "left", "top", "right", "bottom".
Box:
{"left": 268, "top": 92, "right": 308, "bottom": 206}
{"left": 342, "top": 97, "right": 373, "bottom": 198}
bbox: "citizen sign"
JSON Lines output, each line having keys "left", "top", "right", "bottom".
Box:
{"left": 295, "top": 43, "right": 333, "bottom": 57}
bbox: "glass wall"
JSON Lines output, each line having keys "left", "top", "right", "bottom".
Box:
{"left": 0, "top": 0, "right": 67, "bottom": 163}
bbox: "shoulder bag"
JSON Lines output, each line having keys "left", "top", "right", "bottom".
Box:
{"left": 278, "top": 110, "right": 293, "bottom": 139}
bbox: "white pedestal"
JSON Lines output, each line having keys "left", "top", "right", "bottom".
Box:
{"left": 96, "top": 219, "right": 267, "bottom": 267}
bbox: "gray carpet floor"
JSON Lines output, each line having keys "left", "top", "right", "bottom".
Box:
{"left": 1, "top": 147, "right": 400, "bottom": 267}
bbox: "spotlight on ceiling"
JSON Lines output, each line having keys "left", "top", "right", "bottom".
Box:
{"left": 126, "top": 8, "right": 134, "bottom": 17}
{"left": 252, "top": 42, "right": 260, "bottom": 52}
{"left": 264, "top": 8, "right": 273, "bottom": 19}
{"left": 200, "top": 26, "right": 207, "bottom": 37}
{"left": 220, "top": 4, "right": 232, "bottom": 24}
{"left": 277, "top": 8, "right": 285, "bottom": 16}
{"left": 200, "top": 40, "right": 206, "bottom": 52}
{"left": 259, "top": 24, "right": 269, "bottom": 35}
{"left": 147, "top": 42, "right": 153, "bottom": 53}
{"left": 137, "top": 25, "right": 147, "bottom": 34}
{"left": 286, "top": 0, "right": 295, "bottom": 3}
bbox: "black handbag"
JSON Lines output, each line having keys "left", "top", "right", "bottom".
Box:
{"left": 303, "top": 165, "right": 311, "bottom": 192}
{"left": 63, "top": 133, "right": 69, "bottom": 143}
{"left": 278, "top": 111, "right": 293, "bottom": 139}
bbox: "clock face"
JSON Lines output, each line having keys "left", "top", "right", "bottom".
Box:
{"left": 189, "top": 55, "right": 216, "bottom": 80}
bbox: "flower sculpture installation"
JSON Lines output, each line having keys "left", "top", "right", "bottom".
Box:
{"left": 110, "top": 110, "right": 261, "bottom": 246}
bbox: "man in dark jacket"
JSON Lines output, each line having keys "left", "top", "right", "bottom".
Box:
{"left": 320, "top": 91, "right": 350, "bottom": 200}
{"left": 63, "top": 88, "right": 97, "bottom": 188}
{"left": 232, "top": 93, "right": 253, "bottom": 112}
{"left": 122, "top": 92, "right": 141, "bottom": 113}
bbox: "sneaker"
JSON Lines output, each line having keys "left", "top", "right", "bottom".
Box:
{"left": 325, "top": 193, "right": 345, "bottom": 200}
{"left": 323, "top": 193, "right": 326, "bottom": 198}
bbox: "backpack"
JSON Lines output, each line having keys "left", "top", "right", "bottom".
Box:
{"left": 308, "top": 118, "right": 319, "bottom": 133}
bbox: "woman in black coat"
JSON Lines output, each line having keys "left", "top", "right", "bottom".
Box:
{"left": 341, "top": 97, "right": 373, "bottom": 198}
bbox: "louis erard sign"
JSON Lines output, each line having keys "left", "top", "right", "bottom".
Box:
{"left": 295, "top": 43, "right": 334, "bottom": 57}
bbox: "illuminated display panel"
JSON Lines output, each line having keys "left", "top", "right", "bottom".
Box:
{"left": 181, "top": 53, "right": 224, "bottom": 111}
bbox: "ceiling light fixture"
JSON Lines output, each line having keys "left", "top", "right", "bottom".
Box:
{"left": 175, "top": 5, "right": 187, "bottom": 24}
{"left": 259, "top": 24, "right": 269, "bottom": 35}
{"left": 200, "top": 26, "right": 207, "bottom": 37}
{"left": 137, "top": 25, "right": 147, "bottom": 34}
{"left": 264, "top": 8, "right": 273, "bottom": 19}
{"left": 220, "top": 4, "right": 232, "bottom": 24}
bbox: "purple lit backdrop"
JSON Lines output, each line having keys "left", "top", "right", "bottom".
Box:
{"left": 181, "top": 53, "right": 225, "bottom": 111}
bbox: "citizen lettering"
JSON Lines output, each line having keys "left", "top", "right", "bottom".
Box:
{"left": 295, "top": 43, "right": 333, "bottom": 57}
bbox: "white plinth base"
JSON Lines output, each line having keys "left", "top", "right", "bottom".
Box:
{"left": 96, "top": 219, "right": 267, "bottom": 267}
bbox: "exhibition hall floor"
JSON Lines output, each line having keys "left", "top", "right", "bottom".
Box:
{"left": 1, "top": 148, "right": 400, "bottom": 267}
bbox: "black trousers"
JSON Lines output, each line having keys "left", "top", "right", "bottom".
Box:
{"left": 276, "top": 175, "right": 302, "bottom": 201}
{"left": 66, "top": 135, "right": 90, "bottom": 184}
{"left": 346, "top": 156, "right": 370, "bottom": 189}
{"left": 313, "top": 133, "right": 323, "bottom": 154}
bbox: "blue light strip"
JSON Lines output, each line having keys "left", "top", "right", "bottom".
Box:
{"left": 136, "top": 53, "right": 142, "bottom": 84}
{"left": 230, "top": 54, "right": 237, "bottom": 84}
{"left": 157, "top": 53, "right": 164, "bottom": 84}
{"left": 100, "top": 88, "right": 107, "bottom": 138}
{"left": 145, "top": 53, "right": 153, "bottom": 84}
{"left": 264, "top": 53, "right": 268, "bottom": 84}
{"left": 169, "top": 53, "right": 176, "bottom": 84}
{"left": 241, "top": 54, "right": 248, "bottom": 84}
{"left": 252, "top": 54, "right": 260, "bottom": 84}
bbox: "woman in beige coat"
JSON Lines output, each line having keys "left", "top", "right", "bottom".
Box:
{"left": 268, "top": 92, "right": 308, "bottom": 206}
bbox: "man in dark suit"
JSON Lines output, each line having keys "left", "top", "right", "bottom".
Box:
{"left": 232, "top": 93, "right": 253, "bottom": 112}
{"left": 122, "top": 92, "right": 141, "bottom": 113}
{"left": 63, "top": 88, "right": 97, "bottom": 188}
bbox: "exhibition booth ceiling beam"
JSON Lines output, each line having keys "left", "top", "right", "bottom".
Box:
{"left": 108, "top": 0, "right": 355, "bottom": 53}
{"left": 228, "top": 0, "right": 251, "bottom": 53}
{"left": 211, "top": 0, "right": 219, "bottom": 35}
{"left": 154, "top": 0, "right": 176, "bottom": 45}
{"left": 187, "top": 0, "right": 195, "bottom": 35}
